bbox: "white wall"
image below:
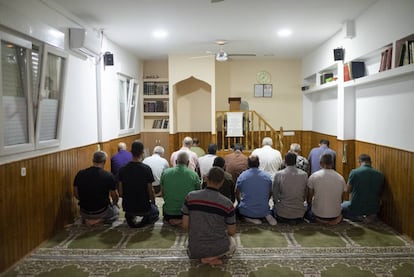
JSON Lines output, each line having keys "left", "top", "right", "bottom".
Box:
{"left": 302, "top": 0, "right": 414, "bottom": 152}
{"left": 355, "top": 76, "right": 414, "bottom": 151}
{"left": 100, "top": 38, "right": 142, "bottom": 142}
{"left": 310, "top": 89, "right": 338, "bottom": 136}
{"left": 0, "top": 0, "right": 142, "bottom": 164}
{"left": 302, "top": 1, "right": 414, "bottom": 79}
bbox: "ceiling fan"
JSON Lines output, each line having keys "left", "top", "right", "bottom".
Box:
{"left": 190, "top": 40, "right": 256, "bottom": 62}
{"left": 214, "top": 40, "right": 256, "bottom": 62}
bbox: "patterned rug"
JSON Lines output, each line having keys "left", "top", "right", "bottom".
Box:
{"left": 3, "top": 215, "right": 414, "bottom": 277}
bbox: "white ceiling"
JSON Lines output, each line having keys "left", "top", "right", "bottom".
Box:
{"left": 47, "top": 0, "right": 378, "bottom": 60}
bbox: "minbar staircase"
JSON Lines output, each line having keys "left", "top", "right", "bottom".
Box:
{"left": 215, "top": 110, "right": 284, "bottom": 154}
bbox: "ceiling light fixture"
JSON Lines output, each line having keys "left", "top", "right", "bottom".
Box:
{"left": 216, "top": 50, "right": 228, "bottom": 62}
{"left": 152, "top": 29, "right": 168, "bottom": 39}
{"left": 277, "top": 29, "right": 292, "bottom": 37}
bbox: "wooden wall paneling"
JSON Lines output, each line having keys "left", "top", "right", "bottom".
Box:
{"left": 280, "top": 130, "right": 304, "bottom": 157}
{"left": 355, "top": 141, "right": 414, "bottom": 240}
{"left": 299, "top": 131, "right": 313, "bottom": 158}
{"left": 377, "top": 145, "right": 403, "bottom": 233}
{"left": 0, "top": 144, "right": 101, "bottom": 272}
{"left": 140, "top": 132, "right": 170, "bottom": 160}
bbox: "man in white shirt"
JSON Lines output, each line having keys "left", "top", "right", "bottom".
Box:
{"left": 143, "top": 145, "right": 169, "bottom": 196}
{"left": 251, "top": 137, "right": 282, "bottom": 182}
{"left": 198, "top": 144, "right": 218, "bottom": 182}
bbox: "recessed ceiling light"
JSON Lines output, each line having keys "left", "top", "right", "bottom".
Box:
{"left": 152, "top": 29, "right": 168, "bottom": 39}
{"left": 277, "top": 29, "right": 292, "bottom": 37}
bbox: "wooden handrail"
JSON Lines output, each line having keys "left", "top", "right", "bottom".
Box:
{"left": 215, "top": 110, "right": 283, "bottom": 152}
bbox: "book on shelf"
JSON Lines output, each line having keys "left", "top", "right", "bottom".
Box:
{"left": 398, "top": 43, "right": 406, "bottom": 66}
{"left": 143, "top": 100, "right": 168, "bottom": 112}
{"left": 162, "top": 119, "right": 169, "bottom": 129}
{"left": 344, "top": 63, "right": 351, "bottom": 82}
{"left": 379, "top": 46, "right": 393, "bottom": 72}
{"left": 386, "top": 47, "right": 392, "bottom": 70}
{"left": 398, "top": 40, "right": 414, "bottom": 67}
{"left": 143, "top": 82, "right": 169, "bottom": 95}
{"left": 151, "top": 119, "right": 169, "bottom": 129}
{"left": 344, "top": 61, "right": 365, "bottom": 81}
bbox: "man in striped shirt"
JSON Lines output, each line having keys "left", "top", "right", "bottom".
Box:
{"left": 182, "top": 167, "right": 236, "bottom": 265}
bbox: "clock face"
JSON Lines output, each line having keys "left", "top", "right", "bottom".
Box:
{"left": 257, "top": 71, "right": 271, "bottom": 84}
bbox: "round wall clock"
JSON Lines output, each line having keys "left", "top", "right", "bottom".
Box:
{"left": 256, "top": 70, "right": 271, "bottom": 84}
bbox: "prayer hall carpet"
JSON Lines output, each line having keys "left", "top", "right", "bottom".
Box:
{"left": 3, "top": 215, "right": 414, "bottom": 277}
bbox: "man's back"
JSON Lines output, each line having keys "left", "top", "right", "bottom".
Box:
{"left": 224, "top": 152, "right": 248, "bottom": 182}
{"left": 296, "top": 155, "right": 310, "bottom": 175}
{"left": 273, "top": 166, "right": 308, "bottom": 219}
{"left": 161, "top": 165, "right": 200, "bottom": 215}
{"left": 199, "top": 154, "right": 217, "bottom": 179}
{"left": 309, "top": 146, "right": 336, "bottom": 174}
{"left": 74, "top": 166, "right": 115, "bottom": 212}
{"left": 118, "top": 161, "right": 154, "bottom": 214}
{"left": 111, "top": 150, "right": 132, "bottom": 176}
{"left": 251, "top": 145, "right": 282, "bottom": 180}
{"left": 307, "top": 169, "right": 346, "bottom": 218}
{"left": 237, "top": 168, "right": 272, "bottom": 218}
{"left": 348, "top": 165, "right": 384, "bottom": 215}
{"left": 143, "top": 154, "right": 169, "bottom": 186}
{"left": 170, "top": 148, "right": 199, "bottom": 171}
{"left": 182, "top": 188, "right": 235, "bottom": 259}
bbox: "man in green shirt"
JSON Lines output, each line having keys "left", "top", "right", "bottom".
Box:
{"left": 342, "top": 154, "right": 384, "bottom": 222}
{"left": 160, "top": 151, "right": 200, "bottom": 226}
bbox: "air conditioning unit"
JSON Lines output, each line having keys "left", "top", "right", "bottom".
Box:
{"left": 69, "top": 28, "right": 101, "bottom": 57}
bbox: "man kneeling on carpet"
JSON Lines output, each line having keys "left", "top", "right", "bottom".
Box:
{"left": 235, "top": 155, "right": 277, "bottom": 225}
{"left": 305, "top": 153, "right": 347, "bottom": 225}
{"left": 74, "top": 151, "right": 120, "bottom": 226}
{"left": 182, "top": 167, "right": 236, "bottom": 265}
{"left": 118, "top": 140, "right": 159, "bottom": 228}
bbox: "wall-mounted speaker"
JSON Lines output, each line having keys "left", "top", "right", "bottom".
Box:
{"left": 103, "top": 52, "right": 114, "bottom": 66}
{"left": 333, "top": 48, "right": 344, "bottom": 61}
{"left": 344, "top": 20, "right": 355, "bottom": 39}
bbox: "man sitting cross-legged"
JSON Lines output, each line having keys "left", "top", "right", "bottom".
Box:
{"left": 182, "top": 167, "right": 236, "bottom": 265}
{"left": 118, "top": 141, "right": 159, "bottom": 228}
{"left": 161, "top": 151, "right": 200, "bottom": 226}
{"left": 305, "top": 153, "right": 347, "bottom": 225}
{"left": 74, "top": 151, "right": 119, "bottom": 226}
{"left": 235, "top": 155, "right": 277, "bottom": 225}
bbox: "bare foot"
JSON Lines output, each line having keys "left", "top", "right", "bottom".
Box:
{"left": 168, "top": 219, "right": 182, "bottom": 226}
{"left": 201, "top": 257, "right": 223, "bottom": 265}
{"left": 328, "top": 214, "right": 343, "bottom": 225}
{"left": 315, "top": 214, "right": 343, "bottom": 226}
{"left": 85, "top": 218, "right": 103, "bottom": 227}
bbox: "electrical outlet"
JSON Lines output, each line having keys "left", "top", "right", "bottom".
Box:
{"left": 21, "top": 167, "right": 26, "bottom": 176}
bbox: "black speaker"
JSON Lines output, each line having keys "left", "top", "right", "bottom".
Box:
{"left": 333, "top": 48, "right": 344, "bottom": 61}
{"left": 103, "top": 52, "right": 114, "bottom": 66}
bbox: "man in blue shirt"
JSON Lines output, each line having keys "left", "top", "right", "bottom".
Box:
{"left": 342, "top": 154, "right": 384, "bottom": 222}
{"left": 111, "top": 142, "right": 132, "bottom": 180}
{"left": 236, "top": 155, "right": 277, "bottom": 225}
{"left": 308, "top": 139, "right": 336, "bottom": 174}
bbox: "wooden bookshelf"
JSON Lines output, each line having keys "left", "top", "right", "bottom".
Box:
{"left": 141, "top": 78, "right": 169, "bottom": 132}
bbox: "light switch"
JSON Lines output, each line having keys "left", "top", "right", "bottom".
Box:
{"left": 21, "top": 167, "right": 26, "bottom": 176}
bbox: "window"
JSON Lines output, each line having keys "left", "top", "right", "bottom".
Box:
{"left": 0, "top": 31, "right": 67, "bottom": 155}
{"left": 0, "top": 32, "right": 34, "bottom": 155}
{"left": 36, "top": 45, "right": 67, "bottom": 148}
{"left": 118, "top": 74, "right": 138, "bottom": 134}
